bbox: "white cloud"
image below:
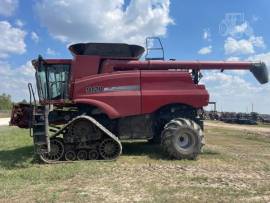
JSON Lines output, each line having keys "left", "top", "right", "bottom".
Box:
{"left": 230, "top": 22, "right": 253, "bottom": 38}
{"left": 35, "top": 0, "right": 173, "bottom": 45}
{"left": 0, "top": 0, "right": 18, "bottom": 16}
{"left": 201, "top": 71, "right": 270, "bottom": 113}
{"left": 247, "top": 52, "right": 270, "bottom": 66}
{"left": 0, "top": 60, "right": 36, "bottom": 102}
{"left": 201, "top": 51, "right": 270, "bottom": 113}
{"left": 224, "top": 36, "right": 265, "bottom": 55}
{"left": 226, "top": 56, "right": 240, "bottom": 61}
{"left": 31, "top": 32, "right": 39, "bottom": 43}
{"left": 46, "top": 48, "right": 57, "bottom": 56}
{"left": 225, "top": 57, "right": 247, "bottom": 75}
{"left": 15, "top": 19, "right": 24, "bottom": 27}
{"left": 0, "top": 21, "right": 26, "bottom": 58}
{"left": 203, "top": 28, "right": 211, "bottom": 41}
{"left": 252, "top": 15, "right": 259, "bottom": 23}
{"left": 206, "top": 13, "right": 270, "bottom": 112}
{"left": 249, "top": 36, "right": 265, "bottom": 48}
{"left": 198, "top": 45, "right": 212, "bottom": 55}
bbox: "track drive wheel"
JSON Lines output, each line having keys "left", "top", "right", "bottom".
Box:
{"left": 39, "top": 138, "right": 65, "bottom": 163}
{"left": 99, "top": 138, "right": 121, "bottom": 160}
{"left": 161, "top": 118, "right": 204, "bottom": 160}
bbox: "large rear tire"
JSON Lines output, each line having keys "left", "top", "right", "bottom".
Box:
{"left": 161, "top": 118, "right": 204, "bottom": 160}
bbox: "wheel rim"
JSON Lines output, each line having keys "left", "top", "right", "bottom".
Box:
{"left": 65, "top": 150, "right": 76, "bottom": 161}
{"left": 99, "top": 139, "right": 120, "bottom": 160}
{"left": 39, "top": 138, "right": 64, "bottom": 162}
{"left": 178, "top": 133, "right": 191, "bottom": 148}
{"left": 77, "top": 150, "right": 88, "bottom": 160}
{"left": 175, "top": 130, "right": 195, "bottom": 150}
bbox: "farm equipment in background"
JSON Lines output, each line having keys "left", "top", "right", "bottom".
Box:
{"left": 259, "top": 114, "right": 270, "bottom": 124}
{"left": 204, "top": 111, "right": 262, "bottom": 125}
{"left": 10, "top": 38, "right": 269, "bottom": 163}
{"left": 220, "top": 112, "right": 257, "bottom": 125}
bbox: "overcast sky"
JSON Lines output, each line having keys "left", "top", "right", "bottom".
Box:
{"left": 0, "top": 0, "right": 269, "bottom": 113}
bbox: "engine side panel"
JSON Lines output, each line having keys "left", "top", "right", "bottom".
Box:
{"left": 72, "top": 71, "right": 141, "bottom": 118}
{"left": 141, "top": 71, "right": 209, "bottom": 114}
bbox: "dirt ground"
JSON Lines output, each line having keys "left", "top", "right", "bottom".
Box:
{"left": 0, "top": 118, "right": 9, "bottom": 126}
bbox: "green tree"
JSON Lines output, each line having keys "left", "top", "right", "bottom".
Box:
{"left": 0, "top": 93, "right": 12, "bottom": 110}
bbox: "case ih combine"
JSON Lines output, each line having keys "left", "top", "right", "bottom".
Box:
{"left": 10, "top": 38, "right": 269, "bottom": 163}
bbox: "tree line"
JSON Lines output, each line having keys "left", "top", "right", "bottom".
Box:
{"left": 0, "top": 93, "right": 27, "bottom": 110}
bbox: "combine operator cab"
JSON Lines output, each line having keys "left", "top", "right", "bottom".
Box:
{"left": 9, "top": 58, "right": 72, "bottom": 129}
{"left": 34, "top": 57, "right": 71, "bottom": 102}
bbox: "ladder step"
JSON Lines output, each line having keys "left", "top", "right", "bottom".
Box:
{"left": 33, "top": 132, "right": 45, "bottom": 136}
{"left": 33, "top": 122, "right": 45, "bottom": 126}
{"left": 35, "top": 141, "right": 47, "bottom": 146}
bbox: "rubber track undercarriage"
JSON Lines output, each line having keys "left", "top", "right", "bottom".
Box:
{"left": 36, "top": 115, "right": 122, "bottom": 163}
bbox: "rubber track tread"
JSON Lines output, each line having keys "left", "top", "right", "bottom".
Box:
{"left": 41, "top": 115, "right": 122, "bottom": 163}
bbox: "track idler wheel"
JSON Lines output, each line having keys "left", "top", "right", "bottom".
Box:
{"left": 77, "top": 150, "right": 88, "bottom": 160}
{"left": 39, "top": 138, "right": 65, "bottom": 163}
{"left": 99, "top": 138, "right": 121, "bottom": 160}
{"left": 65, "top": 150, "right": 76, "bottom": 161}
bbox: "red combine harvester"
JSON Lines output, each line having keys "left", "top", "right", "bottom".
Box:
{"left": 10, "top": 38, "right": 269, "bottom": 163}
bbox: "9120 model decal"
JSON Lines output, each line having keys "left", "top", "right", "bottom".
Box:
{"left": 86, "top": 85, "right": 140, "bottom": 94}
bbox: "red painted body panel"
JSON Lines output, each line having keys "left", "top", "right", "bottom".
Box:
{"left": 72, "top": 66, "right": 209, "bottom": 118}
{"left": 140, "top": 71, "right": 209, "bottom": 114}
{"left": 71, "top": 55, "right": 100, "bottom": 79}
{"left": 73, "top": 71, "right": 141, "bottom": 118}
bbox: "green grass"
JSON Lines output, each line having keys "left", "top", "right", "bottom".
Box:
{"left": 257, "top": 122, "right": 270, "bottom": 128}
{"left": 0, "top": 126, "right": 270, "bottom": 202}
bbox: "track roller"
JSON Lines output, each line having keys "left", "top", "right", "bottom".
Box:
{"left": 65, "top": 150, "right": 76, "bottom": 161}
{"left": 88, "top": 149, "right": 99, "bottom": 160}
{"left": 77, "top": 150, "right": 88, "bottom": 160}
